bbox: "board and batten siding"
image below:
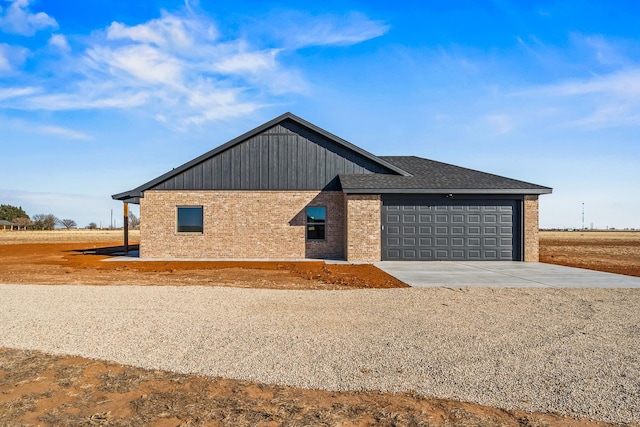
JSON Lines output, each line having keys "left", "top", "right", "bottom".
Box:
{"left": 151, "top": 120, "right": 395, "bottom": 192}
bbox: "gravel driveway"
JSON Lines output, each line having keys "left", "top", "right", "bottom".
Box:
{"left": 1, "top": 284, "right": 638, "bottom": 423}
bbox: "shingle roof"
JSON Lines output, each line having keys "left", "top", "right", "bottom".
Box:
{"left": 339, "top": 156, "right": 552, "bottom": 194}
{"left": 0, "top": 220, "right": 13, "bottom": 226}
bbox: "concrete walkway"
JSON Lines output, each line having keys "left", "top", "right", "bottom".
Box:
{"left": 374, "top": 261, "right": 640, "bottom": 288}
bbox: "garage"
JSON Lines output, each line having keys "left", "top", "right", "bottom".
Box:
{"left": 382, "top": 196, "right": 520, "bottom": 261}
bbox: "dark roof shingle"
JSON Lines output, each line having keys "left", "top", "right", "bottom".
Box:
{"left": 339, "top": 156, "right": 552, "bottom": 194}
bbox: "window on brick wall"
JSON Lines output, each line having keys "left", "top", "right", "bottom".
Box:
{"left": 306, "top": 206, "right": 326, "bottom": 240}
{"left": 177, "top": 206, "right": 203, "bottom": 233}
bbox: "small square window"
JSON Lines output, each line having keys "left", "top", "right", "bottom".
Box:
{"left": 177, "top": 206, "right": 203, "bottom": 233}
{"left": 306, "top": 206, "right": 326, "bottom": 240}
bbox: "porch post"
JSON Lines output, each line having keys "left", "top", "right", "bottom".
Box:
{"left": 123, "top": 202, "right": 129, "bottom": 253}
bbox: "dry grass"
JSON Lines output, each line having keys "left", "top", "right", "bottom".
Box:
{"left": 0, "top": 229, "right": 140, "bottom": 244}
{"left": 540, "top": 230, "right": 640, "bottom": 277}
{"left": 541, "top": 230, "right": 640, "bottom": 240}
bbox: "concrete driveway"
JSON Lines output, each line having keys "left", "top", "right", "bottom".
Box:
{"left": 374, "top": 261, "right": 640, "bottom": 288}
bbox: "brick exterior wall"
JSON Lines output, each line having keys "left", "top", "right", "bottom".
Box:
{"left": 140, "top": 191, "right": 345, "bottom": 259}
{"left": 345, "top": 194, "right": 381, "bottom": 262}
{"left": 523, "top": 195, "right": 539, "bottom": 262}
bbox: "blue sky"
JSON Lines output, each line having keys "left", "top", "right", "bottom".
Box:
{"left": 1, "top": 0, "right": 639, "bottom": 229}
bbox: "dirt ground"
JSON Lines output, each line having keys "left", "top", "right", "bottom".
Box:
{"left": 0, "top": 231, "right": 405, "bottom": 290}
{"left": 540, "top": 230, "right": 640, "bottom": 277}
{"left": 1, "top": 230, "right": 638, "bottom": 426}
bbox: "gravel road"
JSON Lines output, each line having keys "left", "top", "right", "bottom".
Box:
{"left": 1, "top": 284, "right": 638, "bottom": 423}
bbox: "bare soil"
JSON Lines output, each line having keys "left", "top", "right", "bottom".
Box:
{"left": 540, "top": 230, "right": 640, "bottom": 277}
{"left": 0, "top": 237, "right": 406, "bottom": 290}
{"left": 1, "top": 229, "right": 637, "bottom": 426}
{"left": 0, "top": 348, "right": 621, "bottom": 427}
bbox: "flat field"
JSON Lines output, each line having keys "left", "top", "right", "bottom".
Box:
{"left": 0, "top": 229, "right": 141, "bottom": 244}
{"left": 0, "top": 230, "right": 638, "bottom": 426}
{"left": 540, "top": 230, "right": 640, "bottom": 277}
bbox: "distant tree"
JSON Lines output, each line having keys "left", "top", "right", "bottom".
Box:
{"left": 88, "top": 222, "right": 98, "bottom": 230}
{"left": 32, "top": 214, "right": 59, "bottom": 230}
{"left": 12, "top": 217, "right": 32, "bottom": 229}
{"left": 0, "top": 204, "right": 29, "bottom": 222}
{"left": 128, "top": 212, "right": 141, "bottom": 229}
{"left": 58, "top": 218, "right": 77, "bottom": 229}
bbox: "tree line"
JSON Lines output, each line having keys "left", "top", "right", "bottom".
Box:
{"left": 0, "top": 204, "right": 140, "bottom": 230}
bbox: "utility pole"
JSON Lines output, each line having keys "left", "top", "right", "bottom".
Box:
{"left": 110, "top": 209, "right": 113, "bottom": 230}
{"left": 582, "top": 202, "right": 585, "bottom": 230}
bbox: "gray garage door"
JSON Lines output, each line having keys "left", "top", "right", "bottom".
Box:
{"left": 382, "top": 196, "right": 520, "bottom": 261}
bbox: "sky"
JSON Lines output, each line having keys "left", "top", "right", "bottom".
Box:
{"left": 1, "top": 0, "right": 639, "bottom": 230}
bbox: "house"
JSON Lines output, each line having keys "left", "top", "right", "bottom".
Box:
{"left": 0, "top": 220, "right": 12, "bottom": 230}
{"left": 113, "top": 113, "right": 551, "bottom": 261}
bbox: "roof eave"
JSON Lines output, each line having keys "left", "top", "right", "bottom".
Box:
{"left": 342, "top": 188, "right": 553, "bottom": 195}
{"left": 111, "top": 191, "right": 142, "bottom": 204}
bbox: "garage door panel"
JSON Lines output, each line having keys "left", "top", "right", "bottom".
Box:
{"left": 435, "top": 237, "right": 448, "bottom": 246}
{"left": 484, "top": 214, "right": 498, "bottom": 223}
{"left": 387, "top": 214, "right": 400, "bottom": 223}
{"left": 451, "top": 237, "right": 465, "bottom": 246}
{"left": 435, "top": 214, "right": 448, "bottom": 223}
{"left": 468, "top": 237, "right": 481, "bottom": 246}
{"left": 485, "top": 250, "right": 498, "bottom": 259}
{"left": 403, "top": 226, "right": 416, "bottom": 234}
{"left": 452, "top": 250, "right": 465, "bottom": 259}
{"left": 484, "top": 226, "right": 497, "bottom": 235}
{"left": 403, "top": 249, "right": 417, "bottom": 259}
{"left": 382, "top": 197, "right": 519, "bottom": 261}
{"left": 403, "top": 214, "right": 416, "bottom": 222}
{"left": 419, "top": 237, "right": 433, "bottom": 246}
{"left": 419, "top": 226, "right": 433, "bottom": 234}
{"left": 435, "top": 249, "right": 449, "bottom": 259}
{"left": 484, "top": 237, "right": 498, "bottom": 246}
{"left": 419, "top": 214, "right": 433, "bottom": 223}
{"left": 387, "top": 237, "right": 400, "bottom": 246}
{"left": 468, "top": 249, "right": 482, "bottom": 259}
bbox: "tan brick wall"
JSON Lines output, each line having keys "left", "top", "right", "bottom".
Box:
{"left": 345, "top": 194, "right": 381, "bottom": 262}
{"left": 140, "top": 191, "right": 344, "bottom": 259}
{"left": 523, "top": 195, "right": 539, "bottom": 262}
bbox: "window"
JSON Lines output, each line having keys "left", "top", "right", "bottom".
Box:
{"left": 177, "top": 206, "right": 203, "bottom": 233}
{"left": 306, "top": 206, "right": 326, "bottom": 240}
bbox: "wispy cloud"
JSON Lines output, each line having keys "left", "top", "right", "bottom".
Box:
{"left": 541, "top": 69, "right": 640, "bottom": 96}
{"left": 0, "top": 85, "right": 39, "bottom": 99}
{"left": 0, "top": 0, "right": 57, "bottom": 36}
{"left": 481, "top": 114, "right": 516, "bottom": 135}
{"left": 0, "top": 115, "right": 91, "bottom": 140}
{"left": 48, "top": 34, "right": 70, "bottom": 52}
{"left": 283, "top": 11, "right": 390, "bottom": 48}
{"left": 0, "top": 7, "right": 387, "bottom": 129}
{"left": 35, "top": 125, "right": 91, "bottom": 140}
{"left": 514, "top": 68, "right": 640, "bottom": 130}
{"left": 0, "top": 42, "right": 28, "bottom": 72}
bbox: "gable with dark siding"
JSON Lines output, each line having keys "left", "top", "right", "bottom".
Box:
{"left": 113, "top": 113, "right": 406, "bottom": 202}
{"left": 150, "top": 119, "right": 400, "bottom": 192}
